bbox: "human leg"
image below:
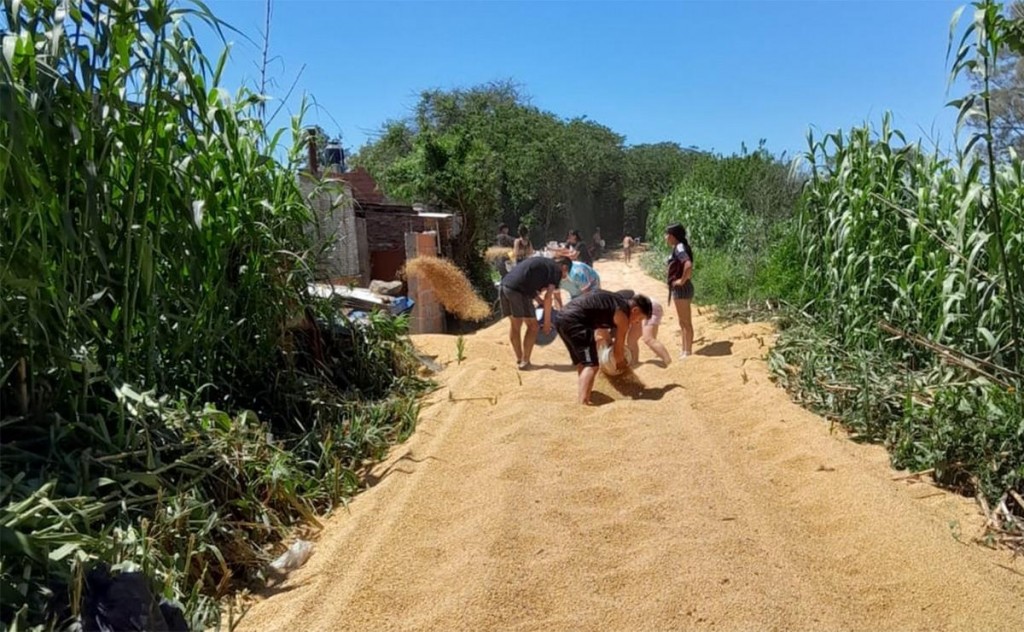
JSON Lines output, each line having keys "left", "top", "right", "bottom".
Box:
{"left": 626, "top": 323, "right": 642, "bottom": 366}
{"left": 521, "top": 319, "right": 540, "bottom": 367}
{"left": 509, "top": 317, "right": 524, "bottom": 363}
{"left": 642, "top": 323, "right": 672, "bottom": 365}
{"left": 504, "top": 286, "right": 537, "bottom": 368}
{"left": 674, "top": 298, "right": 693, "bottom": 356}
{"left": 559, "top": 322, "right": 598, "bottom": 404}
{"left": 579, "top": 365, "right": 599, "bottom": 405}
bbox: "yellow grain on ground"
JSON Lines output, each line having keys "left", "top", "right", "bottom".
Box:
{"left": 237, "top": 255, "right": 1024, "bottom": 632}
{"left": 405, "top": 256, "right": 491, "bottom": 321}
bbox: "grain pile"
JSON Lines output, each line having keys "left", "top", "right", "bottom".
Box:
{"left": 404, "top": 257, "right": 491, "bottom": 321}
{"left": 598, "top": 367, "right": 646, "bottom": 399}
{"left": 237, "top": 255, "right": 1024, "bottom": 632}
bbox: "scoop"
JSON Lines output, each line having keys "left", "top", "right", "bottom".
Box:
{"left": 599, "top": 345, "right": 633, "bottom": 376}
{"left": 534, "top": 307, "right": 560, "bottom": 346}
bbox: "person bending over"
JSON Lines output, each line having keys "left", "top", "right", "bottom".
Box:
{"left": 557, "top": 256, "right": 601, "bottom": 301}
{"left": 499, "top": 256, "right": 570, "bottom": 370}
{"left": 556, "top": 290, "right": 652, "bottom": 405}
{"left": 613, "top": 289, "right": 672, "bottom": 366}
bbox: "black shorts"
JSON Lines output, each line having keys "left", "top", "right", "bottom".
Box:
{"left": 500, "top": 285, "right": 535, "bottom": 318}
{"left": 671, "top": 280, "right": 694, "bottom": 300}
{"left": 556, "top": 320, "right": 598, "bottom": 367}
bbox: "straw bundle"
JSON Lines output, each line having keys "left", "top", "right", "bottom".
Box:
{"left": 484, "top": 246, "right": 512, "bottom": 264}
{"left": 405, "top": 257, "right": 492, "bottom": 321}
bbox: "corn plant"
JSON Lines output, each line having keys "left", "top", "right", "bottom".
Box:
{"left": 774, "top": 0, "right": 1023, "bottom": 541}
{"left": 1, "top": 0, "right": 431, "bottom": 628}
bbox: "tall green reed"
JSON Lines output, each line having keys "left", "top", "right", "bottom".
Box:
{"left": 776, "top": 0, "right": 1022, "bottom": 534}
{"left": 1, "top": 1, "right": 431, "bottom": 628}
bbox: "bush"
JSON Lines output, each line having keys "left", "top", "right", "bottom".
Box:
{"left": 0, "top": 2, "right": 432, "bottom": 628}
{"left": 646, "top": 183, "right": 746, "bottom": 253}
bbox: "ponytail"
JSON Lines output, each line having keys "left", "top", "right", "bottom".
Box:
{"left": 665, "top": 223, "right": 694, "bottom": 264}
{"left": 681, "top": 235, "right": 694, "bottom": 265}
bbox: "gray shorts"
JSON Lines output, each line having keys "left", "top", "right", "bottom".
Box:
{"left": 671, "top": 281, "right": 694, "bottom": 301}
{"left": 500, "top": 285, "right": 535, "bottom": 318}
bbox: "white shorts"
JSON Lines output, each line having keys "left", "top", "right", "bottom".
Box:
{"left": 643, "top": 300, "right": 664, "bottom": 328}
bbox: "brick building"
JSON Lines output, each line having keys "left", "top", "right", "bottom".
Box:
{"left": 330, "top": 167, "right": 454, "bottom": 284}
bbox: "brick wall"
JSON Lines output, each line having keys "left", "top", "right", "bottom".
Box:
{"left": 406, "top": 232, "right": 445, "bottom": 334}
{"left": 363, "top": 211, "right": 430, "bottom": 252}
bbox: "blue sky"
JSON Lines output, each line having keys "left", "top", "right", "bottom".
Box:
{"left": 201, "top": 0, "right": 969, "bottom": 159}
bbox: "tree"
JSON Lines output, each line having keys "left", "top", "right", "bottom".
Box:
{"left": 622, "top": 143, "right": 702, "bottom": 237}
{"left": 352, "top": 83, "right": 630, "bottom": 295}
{"left": 967, "top": 1, "right": 1024, "bottom": 160}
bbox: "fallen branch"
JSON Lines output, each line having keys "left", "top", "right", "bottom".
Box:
{"left": 447, "top": 390, "right": 497, "bottom": 406}
{"left": 878, "top": 321, "right": 1020, "bottom": 388}
{"left": 892, "top": 468, "right": 935, "bottom": 481}
{"left": 819, "top": 381, "right": 858, "bottom": 393}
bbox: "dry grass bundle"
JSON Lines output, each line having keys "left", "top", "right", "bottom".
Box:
{"left": 484, "top": 246, "right": 512, "bottom": 264}
{"left": 405, "top": 257, "right": 492, "bottom": 321}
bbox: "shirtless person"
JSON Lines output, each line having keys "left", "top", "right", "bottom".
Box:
{"left": 612, "top": 289, "right": 672, "bottom": 366}
{"left": 499, "top": 256, "right": 570, "bottom": 370}
{"left": 622, "top": 235, "right": 634, "bottom": 264}
{"left": 555, "top": 290, "right": 652, "bottom": 404}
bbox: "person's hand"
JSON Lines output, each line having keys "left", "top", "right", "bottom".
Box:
{"left": 615, "top": 355, "right": 628, "bottom": 371}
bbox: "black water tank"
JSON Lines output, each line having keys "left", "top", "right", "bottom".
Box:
{"left": 324, "top": 142, "right": 345, "bottom": 171}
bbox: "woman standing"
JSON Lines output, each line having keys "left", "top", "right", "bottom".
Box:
{"left": 513, "top": 225, "right": 534, "bottom": 264}
{"left": 665, "top": 224, "right": 694, "bottom": 358}
{"left": 565, "top": 230, "right": 594, "bottom": 266}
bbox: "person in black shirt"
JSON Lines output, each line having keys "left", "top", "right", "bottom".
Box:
{"left": 556, "top": 290, "right": 653, "bottom": 404}
{"left": 566, "top": 229, "right": 594, "bottom": 266}
{"left": 499, "top": 256, "right": 571, "bottom": 370}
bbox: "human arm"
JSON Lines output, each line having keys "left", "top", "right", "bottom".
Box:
{"left": 541, "top": 286, "right": 555, "bottom": 334}
{"left": 580, "top": 266, "right": 599, "bottom": 293}
{"left": 673, "top": 259, "right": 693, "bottom": 286}
{"left": 669, "top": 248, "right": 692, "bottom": 286}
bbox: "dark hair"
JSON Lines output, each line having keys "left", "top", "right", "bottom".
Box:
{"left": 568, "top": 229, "right": 582, "bottom": 241}
{"left": 498, "top": 223, "right": 509, "bottom": 232}
{"left": 665, "top": 223, "right": 694, "bottom": 264}
{"left": 631, "top": 294, "right": 653, "bottom": 319}
{"left": 518, "top": 225, "right": 529, "bottom": 238}
{"left": 554, "top": 256, "right": 573, "bottom": 269}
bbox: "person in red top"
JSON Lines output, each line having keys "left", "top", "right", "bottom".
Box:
{"left": 665, "top": 223, "right": 695, "bottom": 358}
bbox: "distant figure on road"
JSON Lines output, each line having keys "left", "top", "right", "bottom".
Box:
{"left": 556, "top": 290, "right": 652, "bottom": 405}
{"left": 500, "top": 256, "right": 570, "bottom": 370}
{"left": 565, "top": 230, "right": 594, "bottom": 266}
{"left": 622, "top": 235, "right": 635, "bottom": 264}
{"left": 512, "top": 225, "right": 534, "bottom": 264}
{"left": 495, "top": 223, "right": 514, "bottom": 248}
{"left": 592, "top": 227, "right": 605, "bottom": 259}
{"left": 665, "top": 223, "right": 695, "bottom": 359}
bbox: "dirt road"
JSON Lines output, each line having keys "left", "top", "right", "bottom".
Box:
{"left": 238, "top": 258, "right": 1024, "bottom": 631}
